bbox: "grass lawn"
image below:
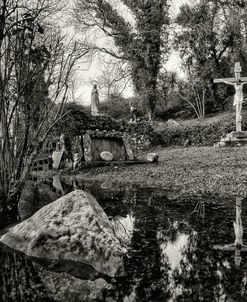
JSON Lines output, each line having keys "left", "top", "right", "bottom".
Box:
{"left": 66, "top": 145, "right": 247, "bottom": 198}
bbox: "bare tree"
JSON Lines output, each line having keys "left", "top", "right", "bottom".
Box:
{"left": 0, "top": 0, "right": 88, "bottom": 220}
{"left": 88, "top": 57, "right": 131, "bottom": 101}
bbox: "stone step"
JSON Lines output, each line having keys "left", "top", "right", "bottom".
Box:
{"left": 220, "top": 141, "right": 247, "bottom": 147}
{"left": 221, "top": 135, "right": 240, "bottom": 141}
{"left": 221, "top": 137, "right": 235, "bottom": 142}
{"left": 236, "top": 138, "right": 247, "bottom": 141}
{"left": 222, "top": 137, "right": 247, "bottom": 142}
{"left": 217, "top": 138, "right": 247, "bottom": 147}
{"left": 228, "top": 131, "right": 247, "bottom": 138}
{"left": 216, "top": 131, "right": 247, "bottom": 147}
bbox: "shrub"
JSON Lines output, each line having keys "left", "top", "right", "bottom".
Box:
{"left": 155, "top": 112, "right": 247, "bottom": 147}
{"left": 98, "top": 96, "right": 144, "bottom": 120}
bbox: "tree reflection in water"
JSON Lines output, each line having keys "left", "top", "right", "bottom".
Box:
{"left": 119, "top": 193, "right": 170, "bottom": 302}
{"left": 2, "top": 178, "right": 247, "bottom": 301}
{"left": 0, "top": 243, "right": 51, "bottom": 302}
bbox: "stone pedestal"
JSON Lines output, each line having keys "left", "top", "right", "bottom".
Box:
{"left": 215, "top": 131, "right": 247, "bottom": 147}
{"left": 236, "top": 108, "right": 242, "bottom": 132}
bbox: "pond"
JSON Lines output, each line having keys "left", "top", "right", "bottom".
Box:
{"left": 1, "top": 176, "right": 247, "bottom": 301}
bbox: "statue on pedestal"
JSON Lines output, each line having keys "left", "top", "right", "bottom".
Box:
{"left": 91, "top": 84, "right": 100, "bottom": 116}
{"left": 214, "top": 62, "right": 247, "bottom": 132}
{"left": 220, "top": 79, "right": 247, "bottom": 131}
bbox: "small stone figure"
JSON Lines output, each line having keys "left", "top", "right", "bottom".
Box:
{"left": 59, "top": 133, "right": 66, "bottom": 151}
{"left": 91, "top": 84, "right": 100, "bottom": 116}
{"left": 55, "top": 141, "right": 61, "bottom": 151}
{"left": 129, "top": 101, "right": 137, "bottom": 123}
{"left": 73, "top": 153, "right": 80, "bottom": 170}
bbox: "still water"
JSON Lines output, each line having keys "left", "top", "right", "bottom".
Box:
{"left": 1, "top": 176, "right": 247, "bottom": 301}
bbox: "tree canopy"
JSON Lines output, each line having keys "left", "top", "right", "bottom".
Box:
{"left": 74, "top": 0, "right": 170, "bottom": 120}
{"left": 174, "top": 0, "right": 247, "bottom": 113}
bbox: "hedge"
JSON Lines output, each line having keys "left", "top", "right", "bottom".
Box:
{"left": 155, "top": 113, "right": 247, "bottom": 147}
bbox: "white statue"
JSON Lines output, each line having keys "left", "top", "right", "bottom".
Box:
{"left": 221, "top": 79, "right": 247, "bottom": 131}
{"left": 91, "top": 84, "right": 100, "bottom": 116}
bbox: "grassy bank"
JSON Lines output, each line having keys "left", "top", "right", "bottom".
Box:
{"left": 154, "top": 111, "right": 247, "bottom": 147}
{"left": 63, "top": 145, "right": 247, "bottom": 198}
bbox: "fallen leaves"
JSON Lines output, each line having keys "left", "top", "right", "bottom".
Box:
{"left": 74, "top": 146, "right": 247, "bottom": 198}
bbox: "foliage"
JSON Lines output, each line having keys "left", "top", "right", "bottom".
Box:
{"left": 56, "top": 101, "right": 154, "bottom": 132}
{"left": 74, "top": 0, "right": 170, "bottom": 120}
{"left": 53, "top": 101, "right": 158, "bottom": 154}
{"left": 53, "top": 103, "right": 90, "bottom": 137}
{"left": 155, "top": 112, "right": 245, "bottom": 147}
{"left": 157, "top": 71, "right": 208, "bottom": 118}
{"left": 53, "top": 102, "right": 128, "bottom": 137}
{"left": 176, "top": 80, "right": 206, "bottom": 118}
{"left": 0, "top": 0, "right": 87, "bottom": 219}
{"left": 174, "top": 0, "right": 247, "bottom": 112}
{"left": 156, "top": 70, "right": 178, "bottom": 115}
{"left": 99, "top": 95, "right": 144, "bottom": 120}
{"left": 125, "top": 120, "right": 155, "bottom": 137}
{"left": 88, "top": 58, "right": 131, "bottom": 101}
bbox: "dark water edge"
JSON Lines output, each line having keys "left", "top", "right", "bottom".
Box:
{"left": 1, "top": 176, "right": 247, "bottom": 301}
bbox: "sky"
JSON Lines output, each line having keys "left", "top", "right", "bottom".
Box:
{"left": 71, "top": 0, "right": 190, "bottom": 105}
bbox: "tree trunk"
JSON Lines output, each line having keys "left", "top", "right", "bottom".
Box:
{"left": 144, "top": 85, "right": 157, "bottom": 123}
{"left": 212, "top": 81, "right": 219, "bottom": 109}
{"left": 147, "top": 101, "right": 155, "bottom": 123}
{"left": 0, "top": 145, "right": 40, "bottom": 228}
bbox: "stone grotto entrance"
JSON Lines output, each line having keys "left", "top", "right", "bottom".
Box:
{"left": 83, "top": 130, "right": 135, "bottom": 162}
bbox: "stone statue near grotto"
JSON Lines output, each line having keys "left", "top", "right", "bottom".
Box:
{"left": 91, "top": 84, "right": 100, "bottom": 116}
{"left": 129, "top": 100, "right": 137, "bottom": 123}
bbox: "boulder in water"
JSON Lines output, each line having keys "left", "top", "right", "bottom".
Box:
{"left": 0, "top": 190, "right": 126, "bottom": 277}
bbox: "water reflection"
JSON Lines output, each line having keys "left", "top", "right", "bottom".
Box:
{"left": 158, "top": 223, "right": 194, "bottom": 301}
{"left": 214, "top": 197, "right": 247, "bottom": 267}
{"left": 0, "top": 243, "right": 52, "bottom": 302}
{"left": 2, "top": 177, "right": 247, "bottom": 301}
{"left": 189, "top": 200, "right": 205, "bottom": 221}
{"left": 52, "top": 175, "right": 64, "bottom": 195}
{"left": 111, "top": 213, "right": 135, "bottom": 244}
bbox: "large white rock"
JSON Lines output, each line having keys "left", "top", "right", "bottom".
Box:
{"left": 0, "top": 190, "right": 126, "bottom": 277}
